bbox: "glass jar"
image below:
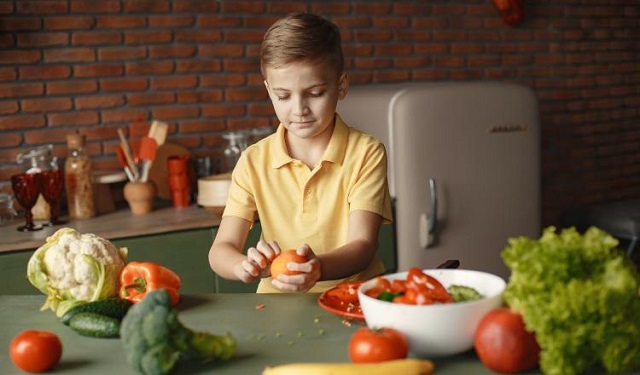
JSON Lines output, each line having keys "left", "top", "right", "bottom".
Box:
{"left": 16, "top": 144, "right": 57, "bottom": 220}
{"left": 64, "top": 133, "right": 96, "bottom": 219}
{"left": 220, "top": 131, "right": 247, "bottom": 173}
{"left": 0, "top": 192, "right": 18, "bottom": 226}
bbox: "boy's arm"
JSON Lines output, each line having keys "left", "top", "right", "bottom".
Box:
{"left": 317, "top": 209, "right": 382, "bottom": 281}
{"left": 208, "top": 216, "right": 252, "bottom": 280}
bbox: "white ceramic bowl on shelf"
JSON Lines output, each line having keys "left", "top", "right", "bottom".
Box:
{"left": 358, "top": 269, "right": 506, "bottom": 357}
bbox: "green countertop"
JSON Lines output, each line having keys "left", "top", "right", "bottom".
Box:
{"left": 1, "top": 294, "right": 501, "bottom": 375}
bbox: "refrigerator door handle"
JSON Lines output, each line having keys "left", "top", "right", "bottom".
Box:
{"left": 419, "top": 178, "right": 438, "bottom": 248}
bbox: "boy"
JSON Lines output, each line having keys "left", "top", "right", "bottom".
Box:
{"left": 208, "top": 13, "right": 392, "bottom": 293}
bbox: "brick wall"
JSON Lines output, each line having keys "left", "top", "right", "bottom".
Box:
{"left": 0, "top": 0, "right": 638, "bottom": 227}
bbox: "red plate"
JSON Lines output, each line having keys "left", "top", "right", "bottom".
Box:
{"left": 317, "top": 281, "right": 364, "bottom": 321}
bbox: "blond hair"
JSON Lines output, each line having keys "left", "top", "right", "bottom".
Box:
{"left": 260, "top": 13, "right": 344, "bottom": 78}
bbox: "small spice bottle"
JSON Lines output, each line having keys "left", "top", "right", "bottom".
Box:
{"left": 64, "top": 132, "right": 96, "bottom": 219}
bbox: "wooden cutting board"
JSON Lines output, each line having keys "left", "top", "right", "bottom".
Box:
{"left": 148, "top": 143, "right": 193, "bottom": 200}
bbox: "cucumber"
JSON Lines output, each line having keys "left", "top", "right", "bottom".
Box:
{"left": 61, "top": 298, "right": 133, "bottom": 325}
{"left": 69, "top": 312, "right": 121, "bottom": 338}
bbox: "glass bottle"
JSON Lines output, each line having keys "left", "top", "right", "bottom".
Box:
{"left": 221, "top": 131, "right": 246, "bottom": 173}
{"left": 16, "top": 144, "right": 55, "bottom": 221}
{"left": 64, "top": 133, "right": 96, "bottom": 219}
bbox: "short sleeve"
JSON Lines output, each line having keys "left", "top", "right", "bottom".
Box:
{"left": 348, "top": 141, "right": 393, "bottom": 224}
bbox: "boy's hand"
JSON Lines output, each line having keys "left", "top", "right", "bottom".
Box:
{"left": 233, "top": 240, "right": 282, "bottom": 283}
{"left": 271, "top": 244, "right": 321, "bottom": 292}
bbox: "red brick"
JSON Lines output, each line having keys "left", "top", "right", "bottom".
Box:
{"left": 0, "top": 114, "right": 45, "bottom": 130}
{"left": 72, "top": 32, "right": 122, "bottom": 46}
{"left": 17, "top": 32, "right": 68, "bottom": 47}
{"left": 101, "top": 108, "right": 148, "bottom": 124}
{"left": 21, "top": 98, "right": 72, "bottom": 113}
{"left": 152, "top": 105, "right": 199, "bottom": 120}
{"left": 0, "top": 33, "right": 13, "bottom": 48}
{"left": 149, "top": 45, "right": 196, "bottom": 59}
{"left": 202, "top": 104, "right": 245, "bottom": 117}
{"left": 374, "top": 44, "right": 413, "bottom": 55}
{"left": 149, "top": 15, "right": 194, "bottom": 28}
{"left": 180, "top": 119, "right": 224, "bottom": 133}
{"left": 198, "top": 44, "right": 243, "bottom": 58}
{"left": 176, "top": 61, "right": 221, "bottom": 73}
{"left": 394, "top": 56, "right": 429, "bottom": 69}
{"left": 0, "top": 67, "right": 16, "bottom": 81}
{"left": 97, "top": 16, "right": 146, "bottom": 29}
{"left": 173, "top": 0, "right": 218, "bottom": 12}
{"left": 75, "top": 94, "right": 124, "bottom": 109}
{"left": 124, "top": 30, "right": 172, "bottom": 45}
{"left": 48, "top": 111, "right": 99, "bottom": 126}
{"left": 0, "top": 1, "right": 14, "bottom": 14}
{"left": 0, "top": 83, "right": 44, "bottom": 98}
{"left": 200, "top": 74, "right": 246, "bottom": 87}
{"left": 0, "top": 101, "right": 18, "bottom": 114}
{"left": 222, "top": 59, "right": 260, "bottom": 73}
{"left": 23, "top": 128, "right": 80, "bottom": 146}
{"left": 98, "top": 46, "right": 147, "bottom": 61}
{"left": 248, "top": 102, "right": 275, "bottom": 116}
{"left": 354, "top": 58, "right": 392, "bottom": 69}
{"left": 44, "top": 16, "right": 95, "bottom": 30}
{"left": 226, "top": 118, "right": 271, "bottom": 130}
{"left": 176, "top": 90, "right": 223, "bottom": 103}
{"left": 197, "top": 15, "right": 241, "bottom": 28}
{"left": 0, "top": 17, "right": 42, "bottom": 31}
{"left": 19, "top": 65, "right": 70, "bottom": 80}
{"left": 150, "top": 75, "right": 197, "bottom": 90}
{"left": 125, "top": 61, "right": 174, "bottom": 75}
{"left": 174, "top": 30, "right": 221, "bottom": 43}
{"left": 0, "top": 50, "right": 42, "bottom": 64}
{"left": 127, "top": 92, "right": 175, "bottom": 106}
{"left": 373, "top": 70, "right": 410, "bottom": 82}
{"left": 44, "top": 48, "right": 95, "bottom": 63}
{"left": 70, "top": 0, "right": 120, "bottom": 13}
{"left": 0, "top": 132, "right": 21, "bottom": 147}
{"left": 269, "top": 2, "right": 308, "bottom": 14}
{"left": 224, "top": 30, "right": 265, "bottom": 43}
{"left": 47, "top": 80, "right": 97, "bottom": 95}
{"left": 74, "top": 63, "right": 124, "bottom": 78}
{"left": 243, "top": 16, "right": 280, "bottom": 29}
{"left": 100, "top": 78, "right": 148, "bottom": 92}
{"left": 16, "top": 0, "right": 68, "bottom": 13}
{"left": 123, "top": 0, "right": 169, "bottom": 12}
{"left": 221, "top": 2, "right": 265, "bottom": 13}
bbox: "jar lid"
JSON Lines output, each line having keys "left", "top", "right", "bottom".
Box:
{"left": 67, "top": 133, "right": 85, "bottom": 149}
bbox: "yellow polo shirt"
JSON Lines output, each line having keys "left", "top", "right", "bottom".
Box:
{"left": 223, "top": 114, "right": 393, "bottom": 293}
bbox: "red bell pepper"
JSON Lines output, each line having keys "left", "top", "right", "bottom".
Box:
{"left": 119, "top": 261, "right": 181, "bottom": 305}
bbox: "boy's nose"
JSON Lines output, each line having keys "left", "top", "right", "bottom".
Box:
{"left": 292, "top": 97, "right": 310, "bottom": 116}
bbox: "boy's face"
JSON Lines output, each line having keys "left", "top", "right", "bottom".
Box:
{"left": 264, "top": 60, "right": 347, "bottom": 142}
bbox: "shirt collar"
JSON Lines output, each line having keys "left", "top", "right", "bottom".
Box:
{"left": 270, "top": 114, "right": 349, "bottom": 169}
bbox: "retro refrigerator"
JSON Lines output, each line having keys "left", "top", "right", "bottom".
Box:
{"left": 337, "top": 82, "right": 541, "bottom": 279}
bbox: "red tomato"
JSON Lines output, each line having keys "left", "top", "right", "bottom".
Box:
{"left": 10, "top": 330, "right": 63, "bottom": 373}
{"left": 474, "top": 308, "right": 540, "bottom": 373}
{"left": 348, "top": 327, "right": 409, "bottom": 363}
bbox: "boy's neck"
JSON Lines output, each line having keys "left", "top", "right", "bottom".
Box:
{"left": 285, "top": 119, "right": 335, "bottom": 169}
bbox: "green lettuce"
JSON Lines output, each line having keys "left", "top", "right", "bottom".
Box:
{"left": 502, "top": 226, "right": 640, "bottom": 375}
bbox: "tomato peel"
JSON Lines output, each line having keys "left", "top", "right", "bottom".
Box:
{"left": 348, "top": 327, "right": 408, "bottom": 363}
{"left": 10, "top": 330, "right": 63, "bottom": 373}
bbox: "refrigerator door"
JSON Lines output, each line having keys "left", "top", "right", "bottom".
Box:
{"left": 338, "top": 82, "right": 540, "bottom": 279}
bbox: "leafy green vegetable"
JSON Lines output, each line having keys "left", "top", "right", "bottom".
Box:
{"left": 502, "top": 226, "right": 640, "bottom": 375}
{"left": 120, "top": 289, "right": 236, "bottom": 375}
{"left": 377, "top": 291, "right": 402, "bottom": 302}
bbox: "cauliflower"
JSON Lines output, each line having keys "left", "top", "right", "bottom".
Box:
{"left": 27, "top": 227, "right": 128, "bottom": 317}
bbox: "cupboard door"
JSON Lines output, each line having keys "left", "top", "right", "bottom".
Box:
{"left": 214, "top": 223, "right": 261, "bottom": 293}
{"left": 0, "top": 250, "right": 37, "bottom": 295}
{"left": 113, "top": 228, "right": 216, "bottom": 293}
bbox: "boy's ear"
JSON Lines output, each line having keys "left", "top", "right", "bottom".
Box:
{"left": 264, "top": 80, "right": 269, "bottom": 90}
{"left": 338, "top": 73, "right": 349, "bottom": 99}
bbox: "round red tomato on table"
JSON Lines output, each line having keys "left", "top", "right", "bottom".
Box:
{"left": 348, "top": 327, "right": 409, "bottom": 363}
{"left": 10, "top": 330, "right": 63, "bottom": 373}
{"left": 474, "top": 307, "right": 540, "bottom": 373}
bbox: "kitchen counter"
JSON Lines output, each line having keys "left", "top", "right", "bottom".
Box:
{"left": 0, "top": 293, "right": 498, "bottom": 375}
{"left": 0, "top": 205, "right": 221, "bottom": 253}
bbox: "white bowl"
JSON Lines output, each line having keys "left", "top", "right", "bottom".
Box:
{"left": 358, "top": 269, "right": 506, "bottom": 357}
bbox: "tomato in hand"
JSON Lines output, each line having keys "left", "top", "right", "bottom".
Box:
{"left": 10, "top": 330, "right": 63, "bottom": 373}
{"left": 474, "top": 307, "right": 540, "bottom": 373}
{"left": 348, "top": 327, "right": 409, "bottom": 363}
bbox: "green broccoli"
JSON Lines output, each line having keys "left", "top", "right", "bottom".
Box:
{"left": 120, "top": 289, "right": 236, "bottom": 375}
{"left": 502, "top": 226, "right": 640, "bottom": 375}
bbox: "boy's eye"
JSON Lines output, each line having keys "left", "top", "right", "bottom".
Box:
{"left": 276, "top": 95, "right": 290, "bottom": 101}
{"left": 309, "top": 91, "right": 324, "bottom": 97}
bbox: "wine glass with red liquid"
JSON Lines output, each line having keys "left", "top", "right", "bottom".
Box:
{"left": 39, "top": 169, "right": 66, "bottom": 226}
{"left": 10, "top": 173, "right": 42, "bottom": 232}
